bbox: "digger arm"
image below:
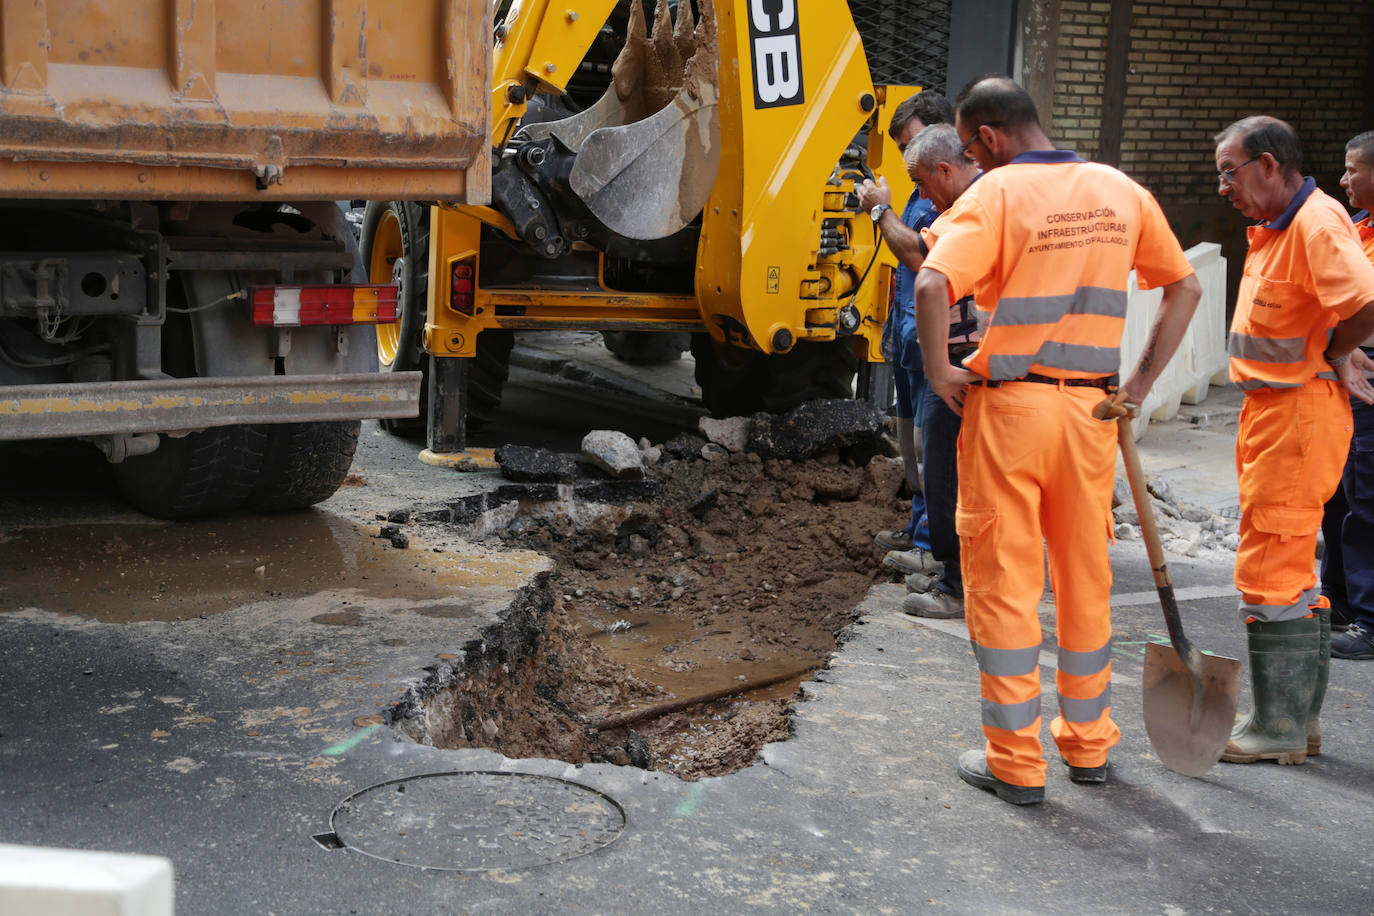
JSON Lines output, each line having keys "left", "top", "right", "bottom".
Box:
{"left": 490, "top": 0, "right": 621, "bottom": 147}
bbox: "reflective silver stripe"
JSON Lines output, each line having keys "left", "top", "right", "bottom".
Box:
{"left": 1237, "top": 378, "right": 1302, "bottom": 390}
{"left": 971, "top": 641, "right": 1040, "bottom": 677}
{"left": 1036, "top": 342, "right": 1121, "bottom": 374}
{"left": 986, "top": 343, "right": 1120, "bottom": 380}
{"left": 1058, "top": 685, "right": 1111, "bottom": 723}
{"left": 1058, "top": 642, "right": 1112, "bottom": 677}
{"left": 1316, "top": 371, "right": 1337, "bottom": 381}
{"left": 1239, "top": 586, "right": 1321, "bottom": 623}
{"left": 982, "top": 695, "right": 1041, "bottom": 731}
{"left": 987, "top": 352, "right": 1037, "bottom": 379}
{"left": 989, "top": 287, "right": 1128, "bottom": 327}
{"left": 1229, "top": 332, "right": 1305, "bottom": 364}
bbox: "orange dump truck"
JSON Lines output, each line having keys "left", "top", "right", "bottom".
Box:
{"left": 0, "top": 0, "right": 488, "bottom": 516}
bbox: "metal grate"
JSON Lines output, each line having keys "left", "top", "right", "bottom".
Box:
{"left": 849, "top": 0, "right": 951, "bottom": 91}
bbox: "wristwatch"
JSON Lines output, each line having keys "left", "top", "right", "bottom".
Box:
{"left": 1327, "top": 351, "right": 1350, "bottom": 368}
{"left": 870, "top": 203, "right": 892, "bottom": 223}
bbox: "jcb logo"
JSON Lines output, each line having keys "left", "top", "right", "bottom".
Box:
{"left": 748, "top": 0, "right": 804, "bottom": 109}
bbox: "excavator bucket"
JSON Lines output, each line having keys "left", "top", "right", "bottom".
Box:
{"left": 528, "top": 0, "right": 721, "bottom": 240}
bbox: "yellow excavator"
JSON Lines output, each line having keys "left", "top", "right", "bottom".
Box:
{"left": 362, "top": 0, "right": 927, "bottom": 452}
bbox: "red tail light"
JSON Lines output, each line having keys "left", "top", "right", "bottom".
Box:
{"left": 250, "top": 285, "right": 398, "bottom": 327}
{"left": 451, "top": 262, "right": 475, "bottom": 316}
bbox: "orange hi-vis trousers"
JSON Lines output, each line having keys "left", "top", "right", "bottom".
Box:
{"left": 957, "top": 382, "right": 1120, "bottom": 788}
{"left": 1236, "top": 380, "right": 1352, "bottom": 622}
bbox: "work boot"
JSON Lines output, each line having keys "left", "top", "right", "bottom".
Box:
{"left": 874, "top": 529, "right": 914, "bottom": 551}
{"left": 1063, "top": 759, "right": 1109, "bottom": 784}
{"left": 1307, "top": 602, "right": 1332, "bottom": 756}
{"left": 1330, "top": 622, "right": 1374, "bottom": 660}
{"left": 901, "top": 589, "right": 964, "bottom": 619}
{"left": 1222, "top": 615, "right": 1320, "bottom": 765}
{"left": 956, "top": 750, "right": 1044, "bottom": 805}
{"left": 904, "top": 571, "right": 939, "bottom": 594}
{"left": 882, "top": 548, "right": 941, "bottom": 575}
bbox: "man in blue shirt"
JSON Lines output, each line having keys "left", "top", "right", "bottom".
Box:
{"left": 858, "top": 90, "right": 953, "bottom": 578}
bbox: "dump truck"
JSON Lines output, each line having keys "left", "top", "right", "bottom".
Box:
{"left": 0, "top": 1, "right": 490, "bottom": 516}
{"left": 361, "top": 0, "right": 934, "bottom": 452}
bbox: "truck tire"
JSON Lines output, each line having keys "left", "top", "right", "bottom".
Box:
{"left": 247, "top": 421, "right": 361, "bottom": 512}
{"left": 602, "top": 330, "right": 691, "bottom": 365}
{"left": 113, "top": 425, "right": 268, "bottom": 519}
{"left": 361, "top": 200, "right": 429, "bottom": 435}
{"left": 691, "top": 335, "right": 857, "bottom": 418}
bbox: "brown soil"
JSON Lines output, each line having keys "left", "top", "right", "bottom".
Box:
{"left": 402, "top": 447, "right": 910, "bottom": 779}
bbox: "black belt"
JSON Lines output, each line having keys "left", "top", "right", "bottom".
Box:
{"left": 972, "top": 372, "right": 1118, "bottom": 390}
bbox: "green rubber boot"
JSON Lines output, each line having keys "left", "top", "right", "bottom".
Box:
{"left": 1306, "top": 602, "right": 1331, "bottom": 756}
{"left": 1221, "top": 615, "right": 1320, "bottom": 765}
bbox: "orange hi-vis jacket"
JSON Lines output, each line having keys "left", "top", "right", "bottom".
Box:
{"left": 922, "top": 150, "right": 1194, "bottom": 380}
{"left": 1356, "top": 208, "right": 1374, "bottom": 262}
{"left": 1229, "top": 179, "right": 1374, "bottom": 389}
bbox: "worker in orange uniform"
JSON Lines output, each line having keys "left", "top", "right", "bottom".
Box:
{"left": 1213, "top": 116, "right": 1374, "bottom": 766}
{"left": 914, "top": 77, "right": 1202, "bottom": 805}
{"left": 1318, "top": 129, "right": 1374, "bottom": 662}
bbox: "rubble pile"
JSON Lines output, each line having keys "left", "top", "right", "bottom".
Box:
{"left": 1111, "top": 475, "right": 1241, "bottom": 555}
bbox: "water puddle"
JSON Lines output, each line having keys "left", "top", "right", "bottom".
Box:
{"left": 0, "top": 512, "right": 537, "bottom": 623}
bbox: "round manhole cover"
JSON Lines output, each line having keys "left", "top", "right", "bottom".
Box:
{"left": 325, "top": 771, "right": 625, "bottom": 871}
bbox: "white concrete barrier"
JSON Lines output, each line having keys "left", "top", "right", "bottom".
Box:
{"left": 0, "top": 844, "right": 174, "bottom": 916}
{"left": 1120, "top": 241, "right": 1229, "bottom": 438}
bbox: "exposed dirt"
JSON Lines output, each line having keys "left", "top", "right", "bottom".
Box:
{"left": 400, "top": 446, "right": 909, "bottom": 779}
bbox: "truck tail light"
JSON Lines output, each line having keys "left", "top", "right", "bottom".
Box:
{"left": 250, "top": 285, "right": 398, "bottom": 327}
{"left": 450, "top": 261, "right": 475, "bottom": 316}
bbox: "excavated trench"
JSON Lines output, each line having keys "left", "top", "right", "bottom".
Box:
{"left": 390, "top": 441, "right": 908, "bottom": 779}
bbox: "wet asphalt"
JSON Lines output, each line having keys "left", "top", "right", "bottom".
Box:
{"left": 0, "top": 350, "right": 1370, "bottom": 915}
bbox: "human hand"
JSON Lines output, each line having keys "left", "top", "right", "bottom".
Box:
{"left": 930, "top": 365, "right": 979, "bottom": 417}
{"left": 1338, "top": 349, "right": 1374, "bottom": 405}
{"left": 857, "top": 176, "right": 891, "bottom": 213}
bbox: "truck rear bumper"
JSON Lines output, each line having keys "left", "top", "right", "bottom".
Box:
{"left": 0, "top": 372, "right": 421, "bottom": 440}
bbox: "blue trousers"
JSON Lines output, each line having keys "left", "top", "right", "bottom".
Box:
{"left": 1320, "top": 396, "right": 1374, "bottom": 630}
{"left": 920, "top": 382, "right": 963, "bottom": 596}
{"left": 893, "top": 365, "right": 931, "bottom": 549}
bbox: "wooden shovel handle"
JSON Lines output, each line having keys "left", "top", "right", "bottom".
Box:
{"left": 1097, "top": 397, "right": 1198, "bottom": 663}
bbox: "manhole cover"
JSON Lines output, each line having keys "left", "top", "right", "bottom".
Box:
{"left": 318, "top": 771, "right": 625, "bottom": 871}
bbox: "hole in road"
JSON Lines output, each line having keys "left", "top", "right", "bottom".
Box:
{"left": 393, "top": 445, "right": 905, "bottom": 780}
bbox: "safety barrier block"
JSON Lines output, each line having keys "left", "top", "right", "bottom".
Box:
{"left": 1120, "top": 242, "right": 1229, "bottom": 438}
{"left": 0, "top": 843, "right": 174, "bottom": 916}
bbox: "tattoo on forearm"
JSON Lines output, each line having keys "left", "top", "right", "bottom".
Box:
{"left": 1137, "top": 331, "right": 1159, "bottom": 373}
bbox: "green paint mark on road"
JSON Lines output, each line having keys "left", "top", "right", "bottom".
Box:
{"left": 322, "top": 724, "right": 381, "bottom": 757}
{"left": 671, "top": 782, "right": 708, "bottom": 818}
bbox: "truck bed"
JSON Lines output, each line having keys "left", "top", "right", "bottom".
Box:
{"left": 0, "top": 0, "right": 490, "bottom": 201}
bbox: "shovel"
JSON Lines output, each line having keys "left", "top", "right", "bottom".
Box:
{"left": 1095, "top": 395, "right": 1242, "bottom": 777}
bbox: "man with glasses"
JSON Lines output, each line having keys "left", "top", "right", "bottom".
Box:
{"left": 1212, "top": 116, "right": 1374, "bottom": 767}
{"left": 914, "top": 76, "right": 1201, "bottom": 804}
{"left": 857, "top": 91, "right": 953, "bottom": 579}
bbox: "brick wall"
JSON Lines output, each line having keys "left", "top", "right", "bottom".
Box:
{"left": 1048, "top": 0, "right": 1374, "bottom": 269}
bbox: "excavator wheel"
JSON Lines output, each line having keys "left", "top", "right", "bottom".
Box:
{"left": 602, "top": 330, "right": 691, "bottom": 366}
{"left": 691, "top": 335, "right": 858, "bottom": 418}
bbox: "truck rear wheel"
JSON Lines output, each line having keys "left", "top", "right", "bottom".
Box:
{"left": 691, "top": 335, "right": 857, "bottom": 418}
{"left": 113, "top": 425, "right": 268, "bottom": 519}
{"left": 361, "top": 200, "right": 429, "bottom": 436}
{"left": 247, "top": 421, "right": 361, "bottom": 512}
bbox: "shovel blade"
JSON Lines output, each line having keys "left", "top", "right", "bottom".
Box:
{"left": 1141, "top": 642, "right": 1242, "bottom": 777}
